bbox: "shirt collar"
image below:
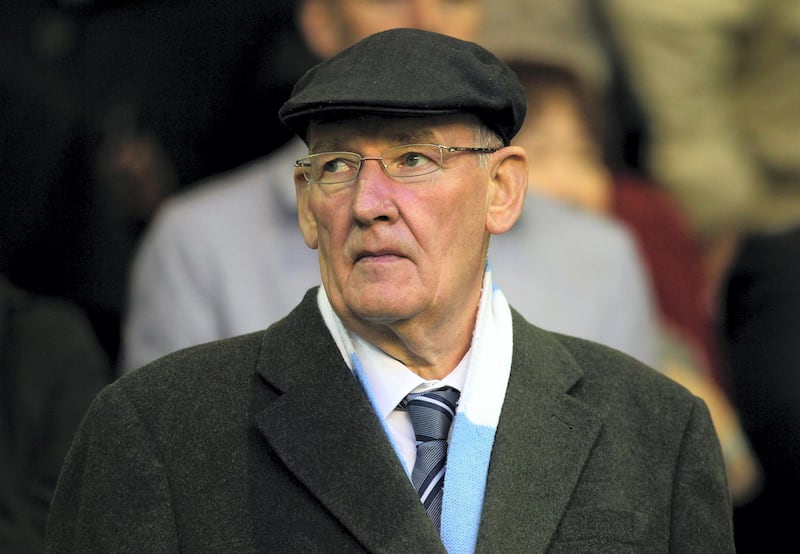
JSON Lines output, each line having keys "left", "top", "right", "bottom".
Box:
{"left": 316, "top": 287, "right": 469, "bottom": 419}
{"left": 352, "top": 333, "right": 469, "bottom": 419}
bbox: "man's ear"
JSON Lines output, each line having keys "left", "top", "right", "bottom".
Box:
{"left": 295, "top": 170, "right": 319, "bottom": 249}
{"left": 486, "top": 146, "right": 528, "bottom": 235}
{"left": 298, "top": 0, "right": 342, "bottom": 60}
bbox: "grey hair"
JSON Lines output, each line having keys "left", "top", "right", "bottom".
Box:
{"left": 473, "top": 121, "right": 505, "bottom": 168}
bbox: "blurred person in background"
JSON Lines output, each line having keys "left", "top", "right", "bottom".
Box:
{"left": 719, "top": 226, "right": 800, "bottom": 551}
{"left": 0, "top": 275, "right": 109, "bottom": 553}
{"left": 0, "top": 0, "right": 301, "bottom": 365}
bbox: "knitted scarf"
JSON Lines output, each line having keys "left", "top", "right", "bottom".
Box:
{"left": 318, "top": 263, "right": 513, "bottom": 554}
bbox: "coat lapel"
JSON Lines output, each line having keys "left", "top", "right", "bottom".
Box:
{"left": 253, "top": 291, "right": 447, "bottom": 553}
{"left": 477, "top": 313, "right": 603, "bottom": 552}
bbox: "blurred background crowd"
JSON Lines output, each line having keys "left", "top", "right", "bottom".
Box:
{"left": 2, "top": 1, "right": 797, "bottom": 552}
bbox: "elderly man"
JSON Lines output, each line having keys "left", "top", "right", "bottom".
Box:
{"left": 46, "top": 29, "right": 734, "bottom": 552}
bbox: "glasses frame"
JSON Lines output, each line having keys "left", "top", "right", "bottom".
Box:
{"left": 294, "top": 143, "right": 500, "bottom": 185}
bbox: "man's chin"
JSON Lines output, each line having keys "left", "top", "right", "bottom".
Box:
{"left": 344, "top": 290, "right": 421, "bottom": 325}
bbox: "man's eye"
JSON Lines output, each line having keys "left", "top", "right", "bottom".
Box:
{"left": 392, "top": 151, "right": 438, "bottom": 172}
{"left": 322, "top": 158, "right": 353, "bottom": 174}
{"left": 400, "top": 152, "right": 433, "bottom": 168}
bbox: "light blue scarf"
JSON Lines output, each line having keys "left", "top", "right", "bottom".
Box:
{"left": 318, "top": 263, "right": 513, "bottom": 554}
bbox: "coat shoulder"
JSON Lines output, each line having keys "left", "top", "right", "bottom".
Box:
{"left": 511, "top": 310, "right": 699, "bottom": 417}
{"left": 106, "top": 289, "right": 322, "bottom": 421}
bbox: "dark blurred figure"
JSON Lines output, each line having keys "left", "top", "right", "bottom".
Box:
{"left": 0, "top": 0, "right": 308, "bottom": 366}
{"left": 720, "top": 226, "right": 800, "bottom": 551}
{"left": 0, "top": 275, "right": 109, "bottom": 553}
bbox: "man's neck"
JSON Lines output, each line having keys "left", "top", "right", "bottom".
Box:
{"left": 341, "top": 304, "right": 478, "bottom": 381}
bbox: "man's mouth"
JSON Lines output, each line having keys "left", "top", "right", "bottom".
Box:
{"left": 355, "top": 250, "right": 404, "bottom": 263}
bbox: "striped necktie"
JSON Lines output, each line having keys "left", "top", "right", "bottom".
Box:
{"left": 401, "top": 386, "right": 460, "bottom": 531}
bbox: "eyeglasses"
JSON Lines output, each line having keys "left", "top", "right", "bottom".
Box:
{"left": 294, "top": 143, "right": 500, "bottom": 185}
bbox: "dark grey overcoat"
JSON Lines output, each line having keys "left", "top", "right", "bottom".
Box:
{"left": 45, "top": 288, "right": 734, "bottom": 553}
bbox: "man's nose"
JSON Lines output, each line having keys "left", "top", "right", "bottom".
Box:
{"left": 351, "top": 158, "right": 399, "bottom": 224}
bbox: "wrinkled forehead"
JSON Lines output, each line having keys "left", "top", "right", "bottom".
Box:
{"left": 306, "top": 113, "right": 480, "bottom": 152}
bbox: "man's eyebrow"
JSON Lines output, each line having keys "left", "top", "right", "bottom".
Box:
{"left": 388, "top": 129, "right": 436, "bottom": 144}
{"left": 308, "top": 140, "right": 343, "bottom": 153}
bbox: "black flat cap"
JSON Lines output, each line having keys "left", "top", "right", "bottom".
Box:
{"left": 278, "top": 28, "right": 526, "bottom": 145}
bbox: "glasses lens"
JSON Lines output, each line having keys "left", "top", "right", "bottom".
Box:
{"left": 382, "top": 144, "right": 443, "bottom": 178}
{"left": 305, "top": 152, "right": 361, "bottom": 184}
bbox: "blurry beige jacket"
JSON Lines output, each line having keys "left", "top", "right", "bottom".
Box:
{"left": 606, "top": 0, "right": 800, "bottom": 239}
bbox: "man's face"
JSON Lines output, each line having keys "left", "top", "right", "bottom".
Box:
{"left": 316, "top": 0, "right": 484, "bottom": 54}
{"left": 295, "top": 116, "right": 494, "bottom": 335}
